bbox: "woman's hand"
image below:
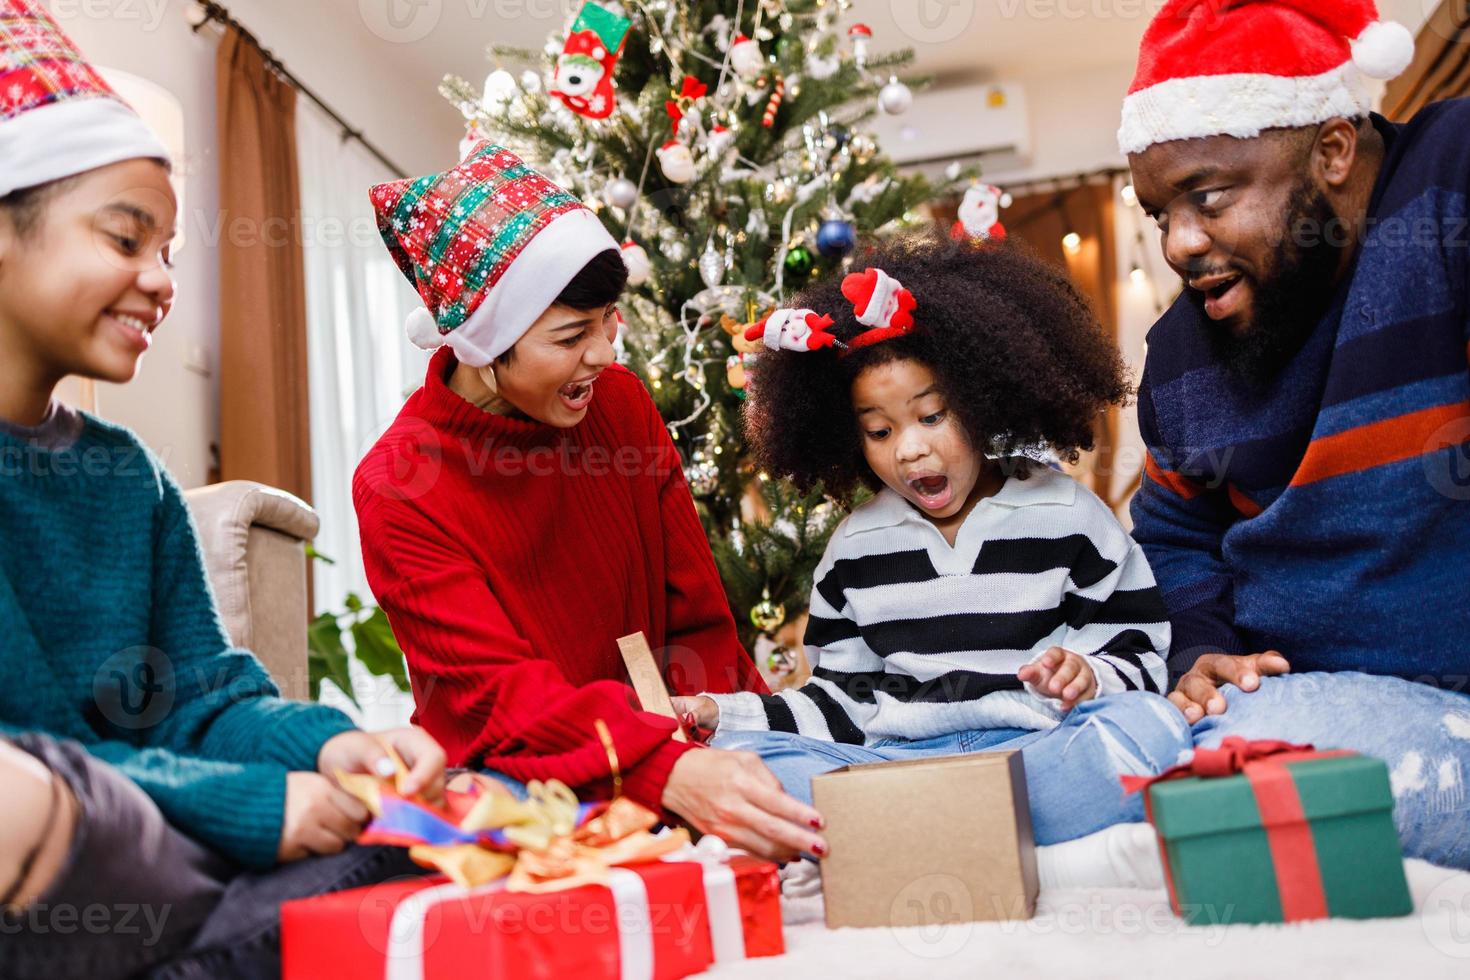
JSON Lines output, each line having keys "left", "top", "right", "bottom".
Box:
{"left": 277, "top": 772, "right": 370, "bottom": 862}
{"left": 670, "top": 695, "right": 719, "bottom": 732}
{"left": 661, "top": 748, "right": 827, "bottom": 864}
{"left": 317, "top": 727, "right": 448, "bottom": 806}
{"left": 1018, "top": 647, "right": 1098, "bottom": 712}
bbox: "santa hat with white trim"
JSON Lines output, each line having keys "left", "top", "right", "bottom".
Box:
{"left": 370, "top": 141, "right": 619, "bottom": 368}
{"left": 0, "top": 0, "right": 169, "bottom": 197}
{"left": 1118, "top": 0, "right": 1416, "bottom": 156}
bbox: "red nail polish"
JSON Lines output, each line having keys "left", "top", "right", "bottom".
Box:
{"left": 811, "top": 842, "right": 827, "bottom": 856}
{"left": 809, "top": 817, "right": 824, "bottom": 830}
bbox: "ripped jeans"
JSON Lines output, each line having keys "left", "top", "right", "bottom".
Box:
{"left": 710, "top": 691, "right": 1193, "bottom": 846}
{"left": 1195, "top": 671, "right": 1470, "bottom": 870}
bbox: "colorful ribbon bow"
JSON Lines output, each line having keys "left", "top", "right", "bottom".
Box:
{"left": 665, "top": 75, "right": 709, "bottom": 134}
{"left": 337, "top": 744, "right": 690, "bottom": 893}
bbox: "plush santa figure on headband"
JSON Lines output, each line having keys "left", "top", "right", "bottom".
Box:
{"left": 745, "top": 309, "right": 840, "bottom": 352}
{"left": 841, "top": 267, "right": 917, "bottom": 346}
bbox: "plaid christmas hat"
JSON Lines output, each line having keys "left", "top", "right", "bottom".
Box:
{"left": 0, "top": 0, "right": 168, "bottom": 196}
{"left": 1118, "top": 0, "right": 1415, "bottom": 155}
{"left": 370, "top": 142, "right": 618, "bottom": 367}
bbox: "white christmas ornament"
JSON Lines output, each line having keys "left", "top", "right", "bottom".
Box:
{"left": 603, "top": 177, "right": 638, "bottom": 210}
{"left": 698, "top": 241, "right": 725, "bottom": 288}
{"left": 729, "top": 33, "right": 764, "bottom": 80}
{"left": 705, "top": 125, "right": 736, "bottom": 158}
{"left": 806, "top": 52, "right": 841, "bottom": 80}
{"left": 879, "top": 76, "right": 912, "bottom": 115}
{"left": 482, "top": 69, "right": 518, "bottom": 113}
{"left": 620, "top": 242, "right": 651, "bottom": 286}
{"left": 520, "top": 69, "right": 543, "bottom": 94}
{"left": 657, "top": 141, "right": 697, "bottom": 184}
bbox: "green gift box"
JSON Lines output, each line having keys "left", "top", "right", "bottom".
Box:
{"left": 1130, "top": 737, "right": 1413, "bottom": 925}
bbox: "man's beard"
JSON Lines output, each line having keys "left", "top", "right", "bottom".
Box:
{"left": 1185, "top": 179, "right": 1347, "bottom": 388}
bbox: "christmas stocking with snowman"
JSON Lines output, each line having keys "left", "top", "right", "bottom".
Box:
{"left": 549, "top": 1, "right": 632, "bottom": 119}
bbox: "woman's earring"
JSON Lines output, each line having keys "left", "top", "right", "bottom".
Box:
{"left": 477, "top": 363, "right": 499, "bottom": 397}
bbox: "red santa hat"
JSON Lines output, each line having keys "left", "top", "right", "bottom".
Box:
{"left": 1117, "top": 0, "right": 1416, "bottom": 155}
{"left": 0, "top": 0, "right": 169, "bottom": 196}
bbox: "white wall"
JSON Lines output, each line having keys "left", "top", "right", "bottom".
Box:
{"left": 51, "top": 0, "right": 456, "bottom": 487}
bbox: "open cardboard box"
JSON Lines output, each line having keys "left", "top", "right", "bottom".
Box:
{"left": 812, "top": 750, "right": 1039, "bottom": 929}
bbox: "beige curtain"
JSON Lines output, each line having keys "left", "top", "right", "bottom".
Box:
{"left": 939, "top": 183, "right": 1125, "bottom": 511}
{"left": 215, "top": 26, "right": 313, "bottom": 503}
{"left": 1383, "top": 0, "right": 1470, "bottom": 121}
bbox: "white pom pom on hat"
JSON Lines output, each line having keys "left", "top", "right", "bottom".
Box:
{"left": 1352, "top": 20, "right": 1416, "bottom": 80}
{"left": 405, "top": 306, "right": 444, "bottom": 351}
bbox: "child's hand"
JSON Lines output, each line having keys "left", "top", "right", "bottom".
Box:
{"left": 1017, "top": 647, "right": 1098, "bottom": 712}
{"left": 317, "top": 727, "right": 448, "bottom": 806}
{"left": 278, "top": 772, "right": 371, "bottom": 862}
{"left": 670, "top": 695, "right": 720, "bottom": 734}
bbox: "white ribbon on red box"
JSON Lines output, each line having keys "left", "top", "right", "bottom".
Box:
{"left": 383, "top": 833, "right": 747, "bottom": 980}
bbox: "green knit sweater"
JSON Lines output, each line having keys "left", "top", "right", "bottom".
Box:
{"left": 0, "top": 410, "right": 356, "bottom": 869}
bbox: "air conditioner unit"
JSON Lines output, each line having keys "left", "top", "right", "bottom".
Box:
{"left": 866, "top": 81, "right": 1030, "bottom": 168}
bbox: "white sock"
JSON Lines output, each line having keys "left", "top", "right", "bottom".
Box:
{"left": 778, "top": 857, "right": 824, "bottom": 898}
{"left": 1036, "top": 823, "right": 1164, "bottom": 891}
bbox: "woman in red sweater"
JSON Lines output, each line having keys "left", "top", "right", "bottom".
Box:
{"left": 354, "top": 143, "right": 827, "bottom": 862}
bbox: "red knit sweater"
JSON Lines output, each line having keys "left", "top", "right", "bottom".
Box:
{"left": 353, "top": 348, "right": 766, "bottom": 812}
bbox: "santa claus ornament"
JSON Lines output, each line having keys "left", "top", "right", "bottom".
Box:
{"left": 549, "top": 0, "right": 632, "bottom": 120}
{"left": 656, "top": 140, "right": 697, "bottom": 184}
{"left": 1118, "top": 0, "right": 1414, "bottom": 154}
{"left": 620, "top": 240, "right": 651, "bottom": 285}
{"left": 729, "top": 33, "right": 764, "bottom": 80}
{"left": 951, "top": 183, "right": 1009, "bottom": 243}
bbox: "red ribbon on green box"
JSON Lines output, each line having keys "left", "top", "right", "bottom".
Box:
{"left": 1123, "top": 737, "right": 1351, "bottom": 922}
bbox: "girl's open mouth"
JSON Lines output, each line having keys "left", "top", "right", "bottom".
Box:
{"left": 907, "top": 473, "right": 954, "bottom": 511}
{"left": 558, "top": 377, "right": 596, "bottom": 411}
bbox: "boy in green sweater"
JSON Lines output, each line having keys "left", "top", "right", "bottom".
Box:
{"left": 0, "top": 5, "right": 445, "bottom": 977}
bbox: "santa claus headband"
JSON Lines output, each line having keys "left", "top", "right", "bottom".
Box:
{"left": 743, "top": 267, "right": 918, "bottom": 354}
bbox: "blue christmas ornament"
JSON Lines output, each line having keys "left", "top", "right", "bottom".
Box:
{"left": 816, "top": 217, "right": 856, "bottom": 259}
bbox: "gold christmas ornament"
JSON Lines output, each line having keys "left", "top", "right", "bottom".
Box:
{"left": 749, "top": 590, "right": 787, "bottom": 632}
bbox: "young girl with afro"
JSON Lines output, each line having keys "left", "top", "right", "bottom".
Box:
{"left": 674, "top": 233, "right": 1193, "bottom": 885}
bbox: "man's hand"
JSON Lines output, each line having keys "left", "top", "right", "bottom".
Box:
{"left": 1018, "top": 647, "right": 1099, "bottom": 712}
{"left": 1169, "top": 651, "right": 1290, "bottom": 723}
{"left": 317, "top": 727, "right": 448, "bottom": 806}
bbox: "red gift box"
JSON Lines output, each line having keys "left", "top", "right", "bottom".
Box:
{"left": 282, "top": 853, "right": 782, "bottom": 980}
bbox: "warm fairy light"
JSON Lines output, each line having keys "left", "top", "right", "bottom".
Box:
{"left": 1130, "top": 264, "right": 1148, "bottom": 286}
{"left": 1062, "top": 232, "right": 1082, "bottom": 255}
{"left": 1121, "top": 184, "right": 1138, "bottom": 208}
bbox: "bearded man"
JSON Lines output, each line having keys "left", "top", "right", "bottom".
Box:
{"left": 1123, "top": 0, "right": 1470, "bottom": 868}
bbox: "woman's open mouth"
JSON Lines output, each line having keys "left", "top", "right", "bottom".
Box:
{"left": 907, "top": 472, "right": 954, "bottom": 511}
{"left": 558, "top": 376, "right": 597, "bottom": 411}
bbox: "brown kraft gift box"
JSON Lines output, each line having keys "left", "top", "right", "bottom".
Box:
{"left": 811, "top": 750, "right": 1038, "bottom": 929}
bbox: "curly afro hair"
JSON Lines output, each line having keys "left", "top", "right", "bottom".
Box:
{"left": 743, "top": 232, "right": 1130, "bottom": 505}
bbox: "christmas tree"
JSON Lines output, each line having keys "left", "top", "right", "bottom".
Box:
{"left": 440, "top": 0, "right": 971, "bottom": 667}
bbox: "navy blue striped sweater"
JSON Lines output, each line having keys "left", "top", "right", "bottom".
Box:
{"left": 1132, "top": 99, "right": 1470, "bottom": 688}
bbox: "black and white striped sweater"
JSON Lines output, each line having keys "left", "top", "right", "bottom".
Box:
{"left": 707, "top": 467, "right": 1171, "bottom": 744}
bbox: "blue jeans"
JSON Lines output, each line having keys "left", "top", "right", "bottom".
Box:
{"left": 1195, "top": 671, "right": 1470, "bottom": 869}
{"left": 714, "top": 674, "right": 1470, "bottom": 869}
{"left": 711, "top": 691, "right": 1194, "bottom": 846}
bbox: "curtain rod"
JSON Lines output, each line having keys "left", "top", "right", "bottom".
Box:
{"left": 190, "top": 0, "right": 410, "bottom": 179}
